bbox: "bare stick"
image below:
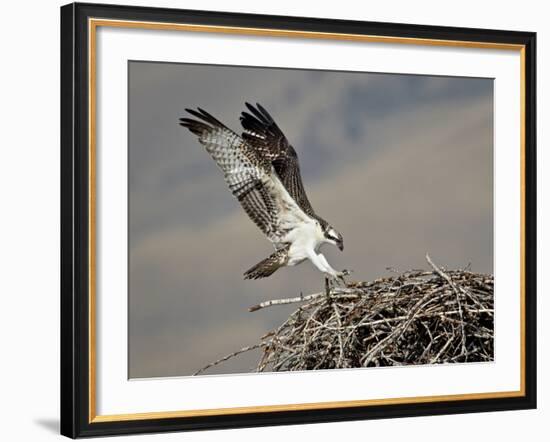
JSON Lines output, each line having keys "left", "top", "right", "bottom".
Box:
{"left": 193, "top": 343, "right": 264, "bottom": 376}
{"left": 248, "top": 292, "right": 323, "bottom": 312}
{"left": 332, "top": 303, "right": 345, "bottom": 367}
{"left": 248, "top": 289, "right": 361, "bottom": 312}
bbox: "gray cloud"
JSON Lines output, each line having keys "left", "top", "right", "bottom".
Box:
{"left": 128, "top": 61, "right": 493, "bottom": 377}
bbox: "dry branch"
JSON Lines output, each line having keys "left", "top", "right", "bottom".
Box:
{"left": 194, "top": 255, "right": 493, "bottom": 375}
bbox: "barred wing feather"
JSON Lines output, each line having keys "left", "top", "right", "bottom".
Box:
{"left": 239, "top": 102, "right": 317, "bottom": 218}
{"left": 179, "top": 108, "right": 308, "bottom": 244}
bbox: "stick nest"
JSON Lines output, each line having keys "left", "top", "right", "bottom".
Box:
{"left": 194, "top": 255, "right": 493, "bottom": 375}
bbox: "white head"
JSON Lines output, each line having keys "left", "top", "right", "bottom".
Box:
{"left": 323, "top": 225, "right": 344, "bottom": 251}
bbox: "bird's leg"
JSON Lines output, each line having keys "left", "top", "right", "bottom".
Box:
{"left": 316, "top": 253, "right": 351, "bottom": 287}
{"left": 308, "top": 253, "right": 336, "bottom": 296}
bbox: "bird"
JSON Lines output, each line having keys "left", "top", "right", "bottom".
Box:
{"left": 179, "top": 102, "right": 349, "bottom": 283}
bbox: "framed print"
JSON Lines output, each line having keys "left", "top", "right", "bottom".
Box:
{"left": 60, "top": 2, "right": 537, "bottom": 438}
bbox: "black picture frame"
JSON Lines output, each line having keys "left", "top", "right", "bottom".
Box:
{"left": 60, "top": 2, "right": 537, "bottom": 438}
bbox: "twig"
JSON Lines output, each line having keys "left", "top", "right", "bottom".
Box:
{"left": 332, "top": 303, "right": 345, "bottom": 367}
{"left": 193, "top": 343, "right": 264, "bottom": 376}
{"left": 248, "top": 289, "right": 361, "bottom": 312}
{"left": 248, "top": 292, "right": 322, "bottom": 312}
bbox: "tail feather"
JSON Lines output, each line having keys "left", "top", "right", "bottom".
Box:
{"left": 244, "top": 246, "right": 289, "bottom": 280}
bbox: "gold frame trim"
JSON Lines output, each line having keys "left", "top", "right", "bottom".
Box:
{"left": 87, "top": 18, "right": 527, "bottom": 424}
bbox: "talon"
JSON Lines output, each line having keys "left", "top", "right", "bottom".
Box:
{"left": 335, "top": 269, "right": 352, "bottom": 286}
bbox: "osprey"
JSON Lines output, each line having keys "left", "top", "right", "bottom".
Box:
{"left": 179, "top": 103, "right": 348, "bottom": 282}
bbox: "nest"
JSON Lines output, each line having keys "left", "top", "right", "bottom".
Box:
{"left": 194, "top": 255, "right": 493, "bottom": 375}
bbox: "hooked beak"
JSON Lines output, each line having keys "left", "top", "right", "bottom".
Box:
{"left": 337, "top": 239, "right": 344, "bottom": 251}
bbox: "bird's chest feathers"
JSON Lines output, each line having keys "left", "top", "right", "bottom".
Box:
{"left": 284, "top": 221, "right": 325, "bottom": 254}
{"left": 268, "top": 173, "right": 325, "bottom": 252}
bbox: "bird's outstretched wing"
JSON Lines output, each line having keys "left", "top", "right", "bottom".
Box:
{"left": 239, "top": 103, "right": 316, "bottom": 218}
{"left": 179, "top": 108, "right": 309, "bottom": 244}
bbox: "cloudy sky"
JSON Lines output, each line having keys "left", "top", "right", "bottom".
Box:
{"left": 128, "top": 61, "right": 493, "bottom": 378}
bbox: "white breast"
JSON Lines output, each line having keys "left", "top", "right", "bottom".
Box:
{"left": 284, "top": 220, "right": 325, "bottom": 266}
{"left": 266, "top": 171, "right": 326, "bottom": 266}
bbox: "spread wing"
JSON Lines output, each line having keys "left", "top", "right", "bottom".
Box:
{"left": 179, "top": 108, "right": 309, "bottom": 244}
{"left": 239, "top": 102, "right": 316, "bottom": 218}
